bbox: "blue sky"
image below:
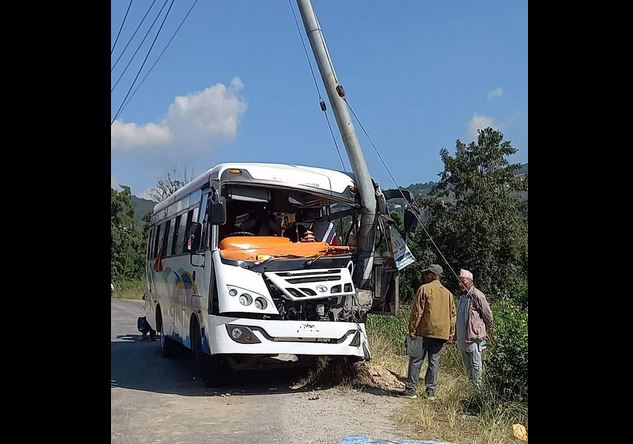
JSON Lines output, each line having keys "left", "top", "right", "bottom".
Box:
{"left": 111, "top": 0, "right": 527, "bottom": 198}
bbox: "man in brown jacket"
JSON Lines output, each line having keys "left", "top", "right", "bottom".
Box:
{"left": 456, "top": 269, "right": 493, "bottom": 390}
{"left": 399, "top": 264, "right": 456, "bottom": 400}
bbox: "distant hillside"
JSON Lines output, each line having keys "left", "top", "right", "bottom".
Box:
{"left": 403, "top": 181, "right": 435, "bottom": 197}
{"left": 403, "top": 163, "right": 527, "bottom": 198}
{"left": 131, "top": 195, "right": 155, "bottom": 231}
{"left": 387, "top": 163, "right": 527, "bottom": 217}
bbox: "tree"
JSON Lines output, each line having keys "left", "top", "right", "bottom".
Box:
{"left": 399, "top": 128, "right": 528, "bottom": 405}
{"left": 142, "top": 212, "right": 152, "bottom": 239}
{"left": 111, "top": 166, "right": 194, "bottom": 285}
{"left": 111, "top": 186, "right": 146, "bottom": 283}
{"left": 148, "top": 165, "right": 193, "bottom": 203}
{"left": 402, "top": 128, "right": 528, "bottom": 304}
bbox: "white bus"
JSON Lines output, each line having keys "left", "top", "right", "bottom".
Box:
{"left": 143, "top": 0, "right": 421, "bottom": 384}
{"left": 144, "top": 162, "right": 414, "bottom": 383}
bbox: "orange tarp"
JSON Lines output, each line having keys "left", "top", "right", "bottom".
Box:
{"left": 219, "top": 236, "right": 350, "bottom": 261}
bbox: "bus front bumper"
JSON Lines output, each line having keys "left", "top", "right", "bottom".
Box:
{"left": 205, "top": 315, "right": 371, "bottom": 359}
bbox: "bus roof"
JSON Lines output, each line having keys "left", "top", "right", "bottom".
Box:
{"left": 152, "top": 162, "right": 357, "bottom": 214}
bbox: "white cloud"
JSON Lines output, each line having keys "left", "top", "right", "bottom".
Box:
{"left": 111, "top": 175, "right": 119, "bottom": 189}
{"left": 111, "top": 121, "right": 171, "bottom": 152}
{"left": 487, "top": 87, "right": 503, "bottom": 100}
{"left": 111, "top": 78, "right": 247, "bottom": 162}
{"left": 468, "top": 113, "right": 497, "bottom": 140}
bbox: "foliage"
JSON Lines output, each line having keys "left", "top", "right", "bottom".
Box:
{"left": 401, "top": 128, "right": 528, "bottom": 305}
{"left": 111, "top": 186, "right": 146, "bottom": 284}
{"left": 485, "top": 299, "right": 528, "bottom": 403}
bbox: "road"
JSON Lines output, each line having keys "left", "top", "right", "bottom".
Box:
{"left": 111, "top": 299, "right": 416, "bottom": 444}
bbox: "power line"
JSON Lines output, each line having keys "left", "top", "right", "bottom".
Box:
{"left": 288, "top": 0, "right": 346, "bottom": 172}
{"left": 111, "top": 0, "right": 134, "bottom": 55}
{"left": 111, "top": 0, "right": 158, "bottom": 71}
{"left": 322, "top": 109, "right": 347, "bottom": 172}
{"left": 111, "top": 0, "right": 176, "bottom": 125}
{"left": 288, "top": 0, "right": 322, "bottom": 103}
{"left": 111, "top": 0, "right": 170, "bottom": 93}
{"left": 116, "top": 0, "right": 199, "bottom": 117}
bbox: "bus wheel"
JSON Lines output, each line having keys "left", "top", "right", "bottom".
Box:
{"left": 191, "top": 322, "right": 229, "bottom": 387}
{"left": 158, "top": 311, "right": 176, "bottom": 358}
{"left": 190, "top": 319, "right": 205, "bottom": 371}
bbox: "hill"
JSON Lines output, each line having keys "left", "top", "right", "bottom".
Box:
{"left": 131, "top": 195, "right": 155, "bottom": 231}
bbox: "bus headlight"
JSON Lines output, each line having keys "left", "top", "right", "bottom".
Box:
{"left": 239, "top": 293, "right": 253, "bottom": 306}
{"left": 225, "top": 325, "right": 261, "bottom": 344}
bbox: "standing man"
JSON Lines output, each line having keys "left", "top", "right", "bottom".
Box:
{"left": 399, "top": 264, "right": 456, "bottom": 400}
{"left": 456, "top": 269, "right": 494, "bottom": 390}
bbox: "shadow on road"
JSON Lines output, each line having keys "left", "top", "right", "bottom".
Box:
{"left": 111, "top": 334, "right": 322, "bottom": 397}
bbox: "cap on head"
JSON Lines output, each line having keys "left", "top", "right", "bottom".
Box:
{"left": 459, "top": 269, "right": 473, "bottom": 280}
{"left": 422, "top": 264, "right": 443, "bottom": 275}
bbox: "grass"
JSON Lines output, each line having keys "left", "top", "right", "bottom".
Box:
{"left": 366, "top": 306, "right": 528, "bottom": 444}
{"left": 111, "top": 278, "right": 145, "bottom": 300}
{"left": 365, "top": 307, "right": 410, "bottom": 375}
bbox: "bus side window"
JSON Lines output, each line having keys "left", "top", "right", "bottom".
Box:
{"left": 182, "top": 210, "right": 192, "bottom": 254}
{"left": 165, "top": 218, "right": 176, "bottom": 257}
{"left": 153, "top": 225, "right": 162, "bottom": 259}
{"left": 171, "top": 215, "right": 182, "bottom": 256}
{"left": 198, "top": 193, "right": 209, "bottom": 224}
{"left": 199, "top": 194, "right": 210, "bottom": 250}
{"left": 147, "top": 227, "right": 154, "bottom": 259}
{"left": 161, "top": 219, "right": 171, "bottom": 256}
{"left": 176, "top": 215, "right": 187, "bottom": 254}
{"left": 182, "top": 207, "right": 199, "bottom": 254}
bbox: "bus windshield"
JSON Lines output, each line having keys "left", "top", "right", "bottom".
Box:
{"left": 218, "top": 184, "right": 359, "bottom": 261}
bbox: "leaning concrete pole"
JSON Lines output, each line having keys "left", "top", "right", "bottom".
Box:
{"left": 296, "top": 0, "right": 376, "bottom": 286}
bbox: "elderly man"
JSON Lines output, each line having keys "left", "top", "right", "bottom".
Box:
{"left": 456, "top": 269, "right": 494, "bottom": 390}
{"left": 399, "top": 264, "right": 456, "bottom": 400}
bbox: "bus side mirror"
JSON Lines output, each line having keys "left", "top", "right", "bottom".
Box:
{"left": 209, "top": 197, "right": 226, "bottom": 225}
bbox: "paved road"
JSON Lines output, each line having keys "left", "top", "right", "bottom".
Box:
{"left": 111, "top": 299, "right": 414, "bottom": 444}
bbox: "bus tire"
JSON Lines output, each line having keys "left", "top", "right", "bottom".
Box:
{"left": 190, "top": 320, "right": 229, "bottom": 387}
{"left": 158, "top": 308, "right": 176, "bottom": 358}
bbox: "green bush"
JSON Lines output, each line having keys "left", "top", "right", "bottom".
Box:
{"left": 485, "top": 299, "right": 528, "bottom": 403}
{"left": 366, "top": 306, "right": 410, "bottom": 343}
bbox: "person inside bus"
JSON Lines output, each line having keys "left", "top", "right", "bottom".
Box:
{"left": 240, "top": 207, "right": 278, "bottom": 236}
{"left": 219, "top": 212, "right": 240, "bottom": 240}
{"left": 293, "top": 223, "right": 311, "bottom": 242}
{"left": 281, "top": 223, "right": 295, "bottom": 241}
{"left": 277, "top": 213, "right": 300, "bottom": 241}
{"left": 300, "top": 230, "right": 316, "bottom": 242}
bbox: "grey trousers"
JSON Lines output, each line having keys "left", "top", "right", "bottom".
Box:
{"left": 405, "top": 336, "right": 446, "bottom": 393}
{"left": 459, "top": 340, "right": 485, "bottom": 389}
